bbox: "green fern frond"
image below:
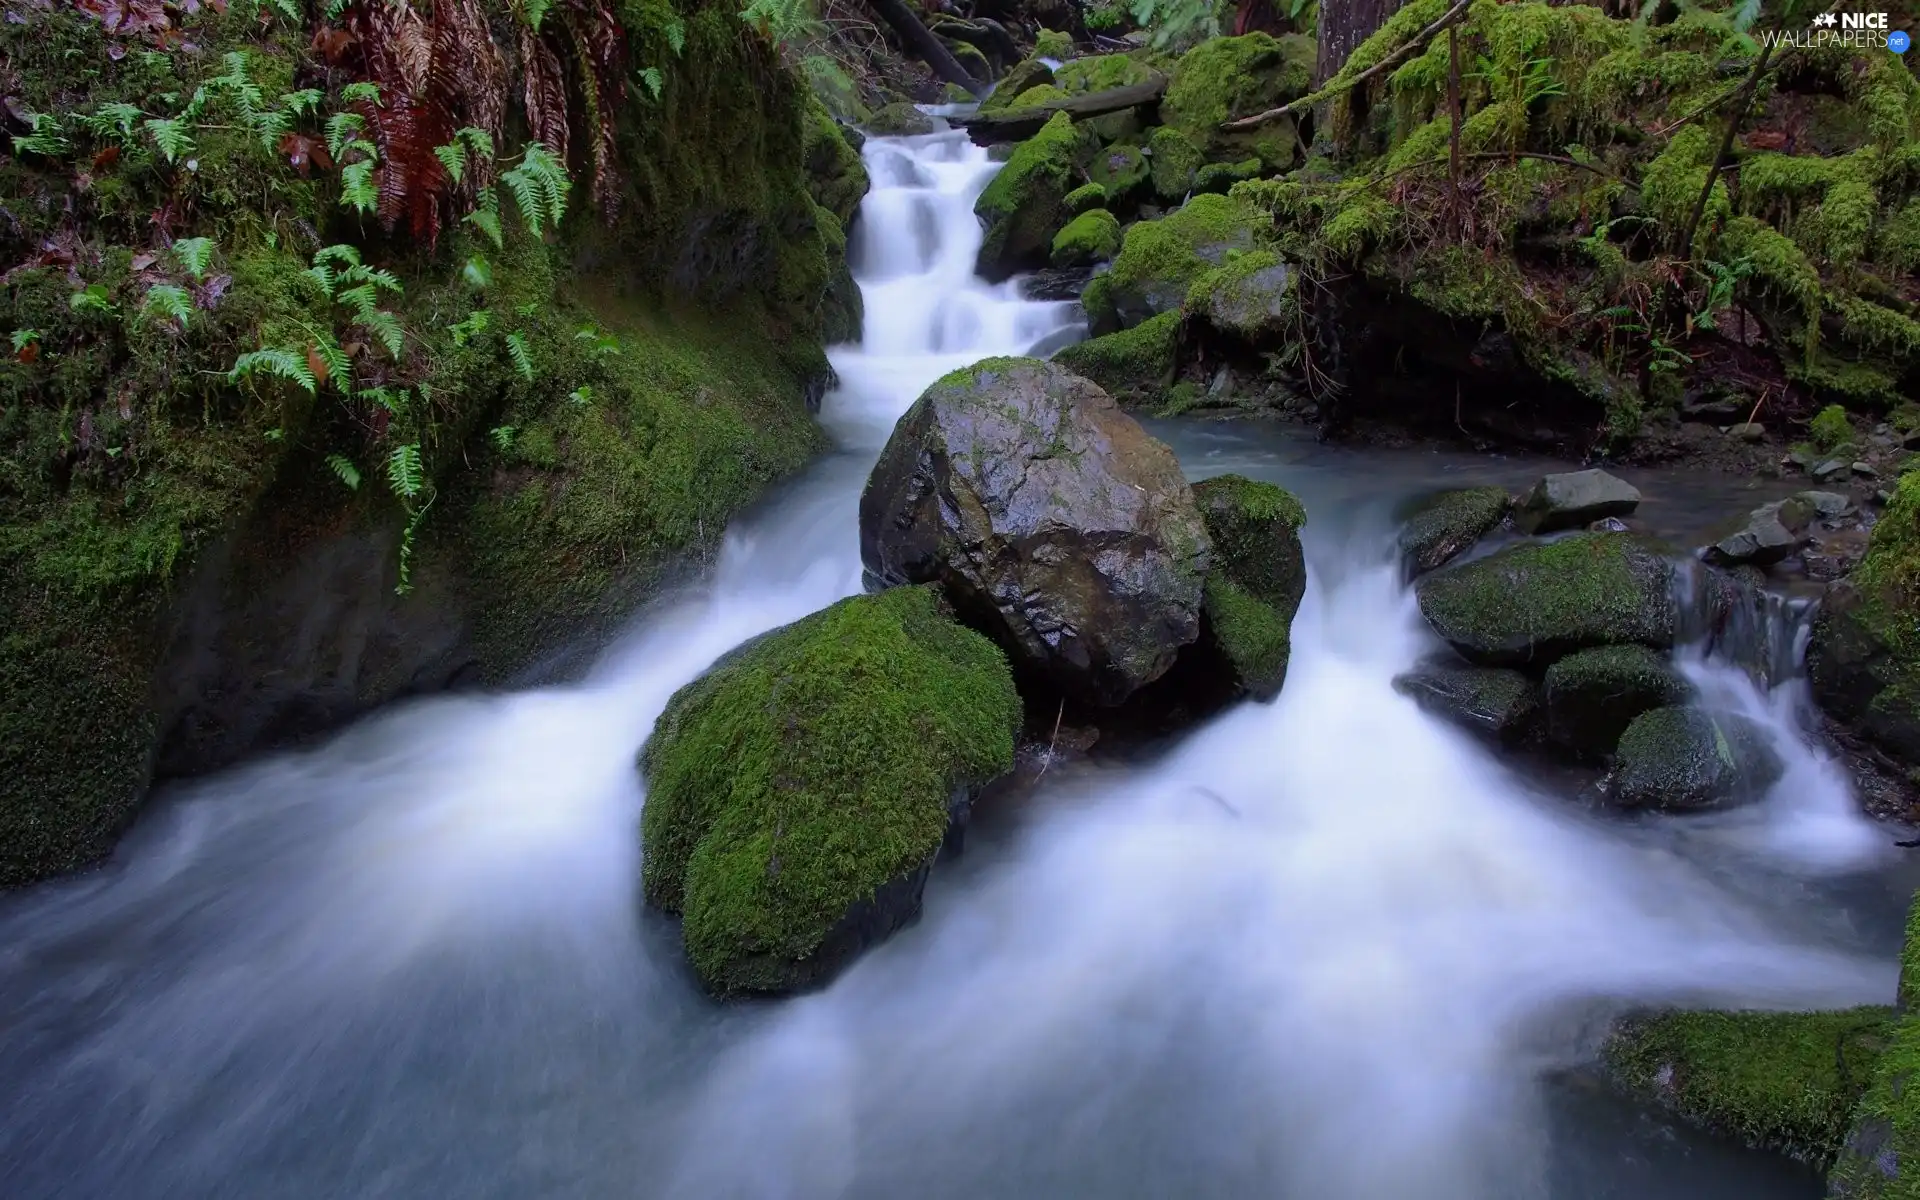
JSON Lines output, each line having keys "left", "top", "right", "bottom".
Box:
{"left": 144, "top": 117, "right": 193, "bottom": 163}
{"left": 501, "top": 144, "right": 571, "bottom": 235}
{"left": 314, "top": 245, "right": 363, "bottom": 270}
{"left": 80, "top": 102, "right": 144, "bottom": 143}
{"left": 387, "top": 442, "right": 425, "bottom": 500}
{"left": 325, "top": 112, "right": 365, "bottom": 159}
{"left": 464, "top": 206, "right": 504, "bottom": 250}
{"left": 171, "top": 237, "right": 215, "bottom": 282}
{"left": 432, "top": 141, "right": 467, "bottom": 185}
{"left": 11, "top": 329, "right": 40, "bottom": 354}
{"left": 638, "top": 67, "right": 664, "bottom": 100}
{"left": 341, "top": 161, "right": 378, "bottom": 214}
{"left": 359, "top": 386, "right": 409, "bottom": 415}
{"left": 518, "top": 0, "right": 553, "bottom": 31}
{"left": 325, "top": 453, "right": 362, "bottom": 490}
{"left": 449, "top": 309, "right": 492, "bottom": 346}
{"left": 280, "top": 88, "right": 324, "bottom": 117}
{"left": 360, "top": 310, "right": 405, "bottom": 360}
{"left": 141, "top": 284, "right": 192, "bottom": 328}
{"left": 229, "top": 347, "right": 318, "bottom": 393}
{"left": 13, "top": 113, "right": 69, "bottom": 158}
{"left": 505, "top": 331, "right": 534, "bottom": 380}
{"left": 341, "top": 81, "right": 383, "bottom": 107}
{"left": 665, "top": 16, "right": 686, "bottom": 53}
{"left": 335, "top": 282, "right": 380, "bottom": 319}
{"left": 489, "top": 425, "right": 516, "bottom": 451}
{"left": 462, "top": 256, "right": 492, "bottom": 288}
{"left": 248, "top": 106, "right": 293, "bottom": 153}
{"left": 68, "top": 283, "right": 115, "bottom": 314}
{"left": 358, "top": 268, "right": 403, "bottom": 295}
{"left": 456, "top": 126, "right": 494, "bottom": 160}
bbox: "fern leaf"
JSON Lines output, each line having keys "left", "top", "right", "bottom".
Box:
{"left": 312, "top": 335, "right": 350, "bottom": 391}
{"left": 489, "top": 425, "right": 516, "bottom": 451}
{"left": 518, "top": 0, "right": 553, "bottom": 31}
{"left": 280, "top": 88, "right": 324, "bottom": 117}
{"left": 504, "top": 331, "right": 534, "bottom": 380}
{"left": 143, "top": 117, "right": 193, "bottom": 163}
{"left": 335, "top": 282, "right": 380, "bottom": 319}
{"left": 315, "top": 244, "right": 362, "bottom": 270}
{"left": 360, "top": 310, "right": 405, "bottom": 360}
{"left": 360, "top": 268, "right": 403, "bottom": 295}
{"left": 456, "top": 126, "right": 494, "bottom": 160}
{"left": 449, "top": 308, "right": 491, "bottom": 346}
{"left": 638, "top": 67, "right": 663, "bottom": 100}
{"left": 229, "top": 348, "right": 318, "bottom": 393}
{"left": 665, "top": 16, "right": 685, "bottom": 54}
{"left": 464, "top": 205, "right": 503, "bottom": 249}
{"left": 326, "top": 454, "right": 362, "bottom": 490}
{"left": 325, "top": 112, "right": 365, "bottom": 159}
{"left": 432, "top": 140, "right": 467, "bottom": 185}
{"left": 171, "top": 237, "right": 216, "bottom": 282}
{"left": 342, "top": 161, "right": 379, "bottom": 214}
{"left": 387, "top": 443, "right": 425, "bottom": 500}
{"left": 462, "top": 256, "right": 492, "bottom": 288}
{"left": 342, "top": 81, "right": 384, "bottom": 107}
{"left": 141, "top": 285, "right": 192, "bottom": 329}
{"left": 81, "top": 102, "right": 144, "bottom": 142}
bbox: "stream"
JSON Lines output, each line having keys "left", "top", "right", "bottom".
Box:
{"left": 1, "top": 127, "right": 1915, "bottom": 1200}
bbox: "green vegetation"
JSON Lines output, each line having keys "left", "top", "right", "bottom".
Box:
{"left": 1093, "top": 192, "right": 1259, "bottom": 329}
{"left": 974, "top": 111, "right": 1088, "bottom": 277}
{"left": 1189, "top": 473, "right": 1306, "bottom": 699}
{"left": 1052, "top": 310, "right": 1181, "bottom": 399}
{"left": 1607, "top": 1007, "right": 1894, "bottom": 1167}
{"left": 640, "top": 586, "right": 1021, "bottom": 994}
{"left": 1051, "top": 209, "right": 1123, "bottom": 267}
{"left": 0, "top": 0, "right": 852, "bottom": 885}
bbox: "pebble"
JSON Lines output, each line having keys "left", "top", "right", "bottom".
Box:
{"left": 1728, "top": 422, "right": 1765, "bottom": 442}
{"left": 1853, "top": 461, "right": 1879, "bottom": 478}
{"left": 1811, "top": 458, "right": 1849, "bottom": 480}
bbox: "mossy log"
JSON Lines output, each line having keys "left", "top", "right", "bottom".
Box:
{"left": 953, "top": 75, "right": 1169, "bottom": 144}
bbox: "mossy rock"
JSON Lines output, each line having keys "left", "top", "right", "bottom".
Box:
{"left": 1051, "top": 310, "right": 1181, "bottom": 401}
{"left": 980, "top": 56, "right": 1057, "bottom": 113}
{"left": 1609, "top": 706, "right": 1783, "bottom": 810}
{"left": 1393, "top": 664, "right": 1540, "bottom": 744}
{"left": 1101, "top": 192, "right": 1260, "bottom": 330}
{"left": 864, "top": 101, "right": 936, "bottom": 136}
{"left": 1052, "top": 53, "right": 1157, "bottom": 96}
{"left": 1051, "top": 208, "right": 1123, "bottom": 268}
{"left": 1542, "top": 644, "right": 1692, "bottom": 757}
{"left": 1184, "top": 249, "right": 1295, "bottom": 345}
{"left": 1396, "top": 486, "right": 1510, "bottom": 576}
{"left": 1605, "top": 1007, "right": 1893, "bottom": 1168}
{"left": 974, "top": 111, "right": 1090, "bottom": 281}
{"left": 1414, "top": 533, "right": 1677, "bottom": 668}
{"left": 1828, "top": 894, "right": 1920, "bottom": 1198}
{"left": 1186, "top": 474, "right": 1307, "bottom": 700}
{"left": 1810, "top": 470, "right": 1920, "bottom": 771}
{"left": 639, "top": 586, "right": 1020, "bottom": 995}
{"left": 1090, "top": 143, "right": 1150, "bottom": 204}
{"left": 1194, "top": 157, "right": 1264, "bottom": 194}
{"left": 802, "top": 95, "right": 871, "bottom": 229}
{"left": 1063, "top": 181, "right": 1109, "bottom": 216}
{"left": 1147, "top": 126, "right": 1204, "bottom": 202}
{"left": 1161, "top": 33, "right": 1313, "bottom": 169}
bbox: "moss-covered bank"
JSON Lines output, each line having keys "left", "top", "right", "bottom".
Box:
{"left": 639, "top": 586, "right": 1020, "bottom": 995}
{"left": 0, "top": 0, "right": 850, "bottom": 886}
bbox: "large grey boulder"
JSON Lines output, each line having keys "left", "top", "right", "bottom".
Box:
{"left": 1609, "top": 706, "right": 1783, "bottom": 810}
{"left": 1514, "top": 469, "right": 1642, "bottom": 534}
{"left": 1398, "top": 486, "right": 1511, "bottom": 577}
{"left": 860, "top": 357, "right": 1211, "bottom": 706}
{"left": 1414, "top": 533, "right": 1677, "bottom": 668}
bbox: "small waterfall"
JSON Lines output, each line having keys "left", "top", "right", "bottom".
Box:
{"left": 1672, "top": 558, "right": 1816, "bottom": 692}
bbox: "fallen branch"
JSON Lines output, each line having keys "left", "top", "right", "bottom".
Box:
{"left": 952, "top": 74, "right": 1169, "bottom": 144}
{"left": 1678, "top": 39, "right": 1773, "bottom": 260}
{"left": 1222, "top": 0, "right": 1472, "bottom": 132}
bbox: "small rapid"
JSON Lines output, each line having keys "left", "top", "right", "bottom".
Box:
{"left": 0, "top": 127, "right": 1904, "bottom": 1200}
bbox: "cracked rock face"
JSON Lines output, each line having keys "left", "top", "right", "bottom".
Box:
{"left": 859, "top": 357, "right": 1210, "bottom": 706}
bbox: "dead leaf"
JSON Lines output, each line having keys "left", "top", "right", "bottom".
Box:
{"left": 1743, "top": 130, "right": 1788, "bottom": 152}
{"left": 306, "top": 344, "right": 330, "bottom": 387}
{"left": 311, "top": 25, "right": 357, "bottom": 63}
{"left": 193, "top": 273, "right": 231, "bottom": 310}
{"left": 15, "top": 339, "right": 37, "bottom": 364}
{"left": 278, "top": 131, "right": 332, "bottom": 176}
{"left": 342, "top": 341, "right": 365, "bottom": 359}
{"left": 92, "top": 145, "right": 120, "bottom": 171}
{"left": 130, "top": 251, "right": 157, "bottom": 271}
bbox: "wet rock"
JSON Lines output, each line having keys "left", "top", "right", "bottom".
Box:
{"left": 864, "top": 101, "right": 936, "bottom": 136}
{"left": 1051, "top": 309, "right": 1179, "bottom": 402}
{"left": 860, "top": 357, "right": 1209, "bottom": 706}
{"left": 1701, "top": 496, "right": 1817, "bottom": 567}
{"left": 1396, "top": 486, "right": 1511, "bottom": 577}
{"left": 1020, "top": 264, "right": 1092, "bottom": 302}
{"left": 1415, "top": 533, "right": 1677, "bottom": 668}
{"left": 1798, "top": 490, "right": 1854, "bottom": 519}
{"left": 640, "top": 586, "right": 1020, "bottom": 996}
{"left": 1808, "top": 581, "right": 1920, "bottom": 767}
{"left": 1729, "top": 421, "right": 1766, "bottom": 442}
{"left": 1513, "top": 469, "right": 1642, "bottom": 534}
{"left": 1589, "top": 516, "right": 1632, "bottom": 533}
{"left": 1392, "top": 664, "right": 1539, "bottom": 743}
{"left": 1090, "top": 144, "right": 1149, "bottom": 205}
{"left": 1146, "top": 125, "right": 1203, "bottom": 202}
{"left": 1184, "top": 250, "right": 1295, "bottom": 344}
{"left": 1854, "top": 461, "right": 1879, "bottom": 478}
{"left": 980, "top": 56, "right": 1055, "bottom": 111}
{"left": 1161, "top": 32, "right": 1313, "bottom": 169}
{"left": 1813, "top": 458, "right": 1850, "bottom": 481}
{"left": 1608, "top": 706, "right": 1783, "bottom": 810}
{"left": 1542, "top": 644, "right": 1692, "bottom": 757}
{"left": 1184, "top": 475, "right": 1308, "bottom": 701}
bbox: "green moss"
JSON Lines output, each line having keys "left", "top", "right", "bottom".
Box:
{"left": 1052, "top": 310, "right": 1181, "bottom": 398}
{"left": 1050, "top": 208, "right": 1123, "bottom": 267}
{"left": 1829, "top": 899, "right": 1920, "bottom": 1197}
{"left": 1719, "top": 215, "right": 1823, "bottom": 328}
{"left": 1812, "top": 404, "right": 1856, "bottom": 453}
{"left": 1190, "top": 473, "right": 1307, "bottom": 699}
{"left": 1090, "top": 143, "right": 1150, "bottom": 200}
{"left": 1835, "top": 295, "right": 1920, "bottom": 361}
{"left": 801, "top": 94, "right": 870, "bottom": 228}
{"left": 974, "top": 111, "right": 1087, "bottom": 276}
{"left": 1005, "top": 83, "right": 1071, "bottom": 112}
{"left": 1194, "top": 157, "right": 1263, "bottom": 194}
{"left": 864, "top": 101, "right": 935, "bottom": 135}
{"left": 1398, "top": 486, "right": 1510, "bottom": 574}
{"left": 1052, "top": 53, "right": 1154, "bottom": 95}
{"left": 1606, "top": 1007, "right": 1894, "bottom": 1167}
{"left": 1063, "top": 181, "right": 1109, "bottom": 216}
{"left": 1103, "top": 192, "right": 1260, "bottom": 318}
{"left": 1186, "top": 249, "right": 1297, "bottom": 342}
{"left": 1034, "top": 28, "right": 1074, "bottom": 59}
{"left": 980, "top": 57, "right": 1057, "bottom": 114}
{"left": 639, "top": 585, "right": 1020, "bottom": 994}
{"left": 1643, "top": 124, "right": 1727, "bottom": 240}
{"left": 1161, "top": 33, "right": 1313, "bottom": 167}
{"left": 1148, "top": 125, "right": 1205, "bottom": 201}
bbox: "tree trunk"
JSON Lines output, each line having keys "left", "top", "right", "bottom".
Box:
{"left": 866, "top": 0, "right": 986, "bottom": 97}
{"left": 1315, "top": 0, "right": 1411, "bottom": 86}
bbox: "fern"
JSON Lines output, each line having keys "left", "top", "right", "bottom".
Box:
{"left": 489, "top": 425, "right": 516, "bottom": 451}
{"left": 356, "top": 268, "right": 403, "bottom": 295}
{"left": 79, "top": 102, "right": 144, "bottom": 145}
{"left": 664, "top": 16, "right": 686, "bottom": 54}
{"left": 10, "top": 329, "right": 39, "bottom": 355}
{"left": 449, "top": 309, "right": 492, "bottom": 346}
{"left": 342, "top": 158, "right": 379, "bottom": 215}
{"left": 463, "top": 256, "right": 493, "bottom": 289}
{"left": 575, "top": 325, "right": 620, "bottom": 359}
{"left": 433, "top": 141, "right": 468, "bottom": 186}
{"left": 505, "top": 331, "right": 535, "bottom": 381}
{"left": 144, "top": 118, "right": 194, "bottom": 163}
{"left": 336, "top": 282, "right": 381, "bottom": 319}
{"left": 171, "top": 237, "right": 216, "bottom": 282}
{"left": 211, "top": 51, "right": 266, "bottom": 119}
{"left": 310, "top": 334, "right": 349, "bottom": 390}
{"left": 68, "top": 284, "right": 115, "bottom": 314}
{"left": 638, "top": 68, "right": 664, "bottom": 101}
{"left": 569, "top": 384, "right": 593, "bottom": 406}
{"left": 142, "top": 285, "right": 192, "bottom": 329}
{"left": 315, "top": 244, "right": 363, "bottom": 271}
{"left": 280, "top": 89, "right": 324, "bottom": 118}
{"left": 326, "top": 454, "right": 362, "bottom": 490}
{"left": 456, "top": 127, "right": 494, "bottom": 162}
{"left": 360, "top": 386, "right": 409, "bottom": 415}
{"left": 518, "top": 0, "right": 554, "bottom": 31}
{"left": 341, "top": 81, "right": 383, "bottom": 107}
{"left": 464, "top": 189, "right": 505, "bottom": 249}
{"left": 230, "top": 348, "right": 318, "bottom": 393}
{"left": 501, "top": 145, "right": 572, "bottom": 236}
{"left": 387, "top": 443, "right": 425, "bottom": 500}
{"left": 324, "top": 112, "right": 365, "bottom": 159}
{"left": 12, "top": 113, "right": 69, "bottom": 158}
{"left": 360, "top": 310, "right": 405, "bottom": 360}
{"left": 249, "top": 106, "right": 294, "bottom": 154}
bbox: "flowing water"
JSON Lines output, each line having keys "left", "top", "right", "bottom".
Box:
{"left": 1, "top": 128, "right": 1912, "bottom": 1200}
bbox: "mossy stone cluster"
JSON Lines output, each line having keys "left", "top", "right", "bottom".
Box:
{"left": 1161, "top": 33, "right": 1313, "bottom": 170}
{"left": 1828, "top": 895, "right": 1920, "bottom": 1197}
{"left": 640, "top": 586, "right": 1020, "bottom": 995}
{"left": 1542, "top": 644, "right": 1692, "bottom": 757}
{"left": 1610, "top": 706, "right": 1782, "bottom": 810}
{"left": 1396, "top": 486, "right": 1511, "bottom": 576}
{"left": 1085, "top": 192, "right": 1260, "bottom": 332}
{"left": 1809, "top": 469, "right": 1920, "bottom": 771}
{"left": 1051, "top": 209, "right": 1123, "bottom": 268}
{"left": 1051, "top": 310, "right": 1181, "bottom": 402}
{"left": 1188, "top": 474, "right": 1308, "bottom": 700}
{"left": 1605, "top": 1007, "right": 1895, "bottom": 1168}
{"left": 974, "top": 111, "right": 1090, "bottom": 281}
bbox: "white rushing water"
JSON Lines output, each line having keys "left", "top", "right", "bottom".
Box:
{"left": 0, "top": 127, "right": 1904, "bottom": 1200}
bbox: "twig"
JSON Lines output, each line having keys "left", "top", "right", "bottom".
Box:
{"left": 1678, "top": 40, "right": 1774, "bottom": 260}
{"left": 1035, "top": 697, "right": 1065, "bottom": 780}
{"left": 1223, "top": 0, "right": 1472, "bottom": 132}
{"left": 1745, "top": 387, "right": 1768, "bottom": 426}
